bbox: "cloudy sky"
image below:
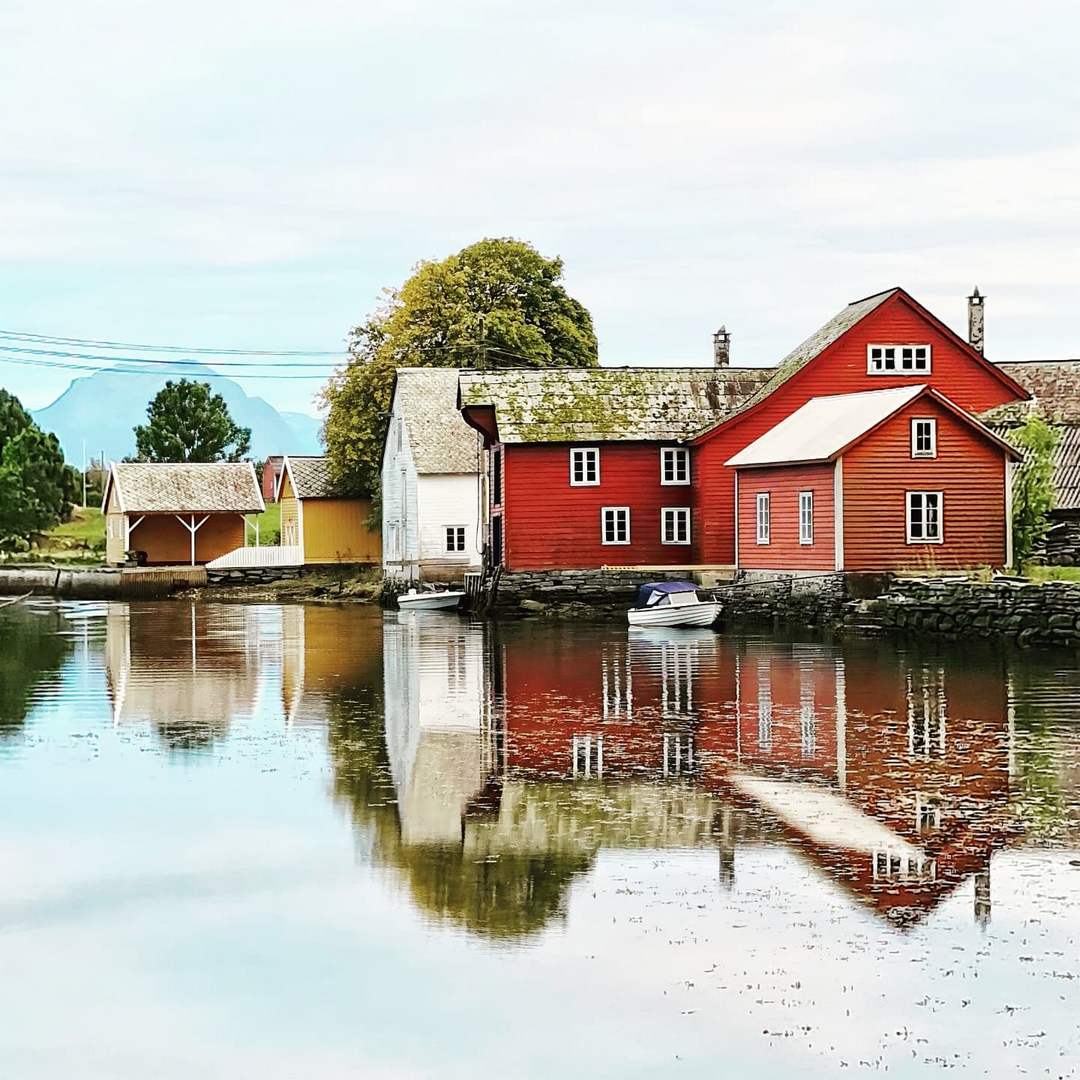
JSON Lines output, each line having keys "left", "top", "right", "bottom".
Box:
{"left": 2, "top": 0, "right": 1078, "bottom": 418}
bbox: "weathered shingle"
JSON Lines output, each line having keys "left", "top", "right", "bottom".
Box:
{"left": 395, "top": 368, "right": 482, "bottom": 473}
{"left": 992, "top": 360, "right": 1080, "bottom": 423}
{"left": 109, "top": 462, "right": 263, "bottom": 513}
{"left": 285, "top": 456, "right": 348, "bottom": 499}
{"left": 459, "top": 366, "right": 773, "bottom": 444}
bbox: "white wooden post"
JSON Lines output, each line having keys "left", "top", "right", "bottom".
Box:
{"left": 125, "top": 515, "right": 146, "bottom": 554}
{"left": 175, "top": 514, "right": 211, "bottom": 566}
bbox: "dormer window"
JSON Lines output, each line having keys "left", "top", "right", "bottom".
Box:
{"left": 868, "top": 344, "right": 931, "bottom": 374}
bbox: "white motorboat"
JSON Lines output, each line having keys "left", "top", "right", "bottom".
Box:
{"left": 396, "top": 587, "right": 465, "bottom": 612}
{"left": 626, "top": 581, "right": 720, "bottom": 629}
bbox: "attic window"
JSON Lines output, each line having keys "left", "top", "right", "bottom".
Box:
{"left": 661, "top": 447, "right": 690, "bottom": 485}
{"left": 868, "top": 344, "right": 931, "bottom": 374}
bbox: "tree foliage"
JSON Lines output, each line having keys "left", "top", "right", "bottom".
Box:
{"left": 0, "top": 389, "right": 78, "bottom": 551}
{"left": 133, "top": 379, "right": 251, "bottom": 463}
{"left": 1011, "top": 412, "right": 1059, "bottom": 567}
{"left": 321, "top": 237, "right": 598, "bottom": 496}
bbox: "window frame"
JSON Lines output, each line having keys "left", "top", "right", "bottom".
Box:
{"left": 910, "top": 417, "right": 937, "bottom": 458}
{"left": 569, "top": 447, "right": 600, "bottom": 487}
{"left": 601, "top": 505, "right": 631, "bottom": 545}
{"left": 906, "top": 490, "right": 944, "bottom": 544}
{"left": 798, "top": 490, "right": 814, "bottom": 545}
{"left": 660, "top": 447, "right": 691, "bottom": 486}
{"left": 867, "top": 343, "right": 932, "bottom": 375}
{"left": 444, "top": 525, "right": 467, "bottom": 554}
{"left": 661, "top": 506, "right": 691, "bottom": 545}
{"left": 755, "top": 492, "right": 771, "bottom": 545}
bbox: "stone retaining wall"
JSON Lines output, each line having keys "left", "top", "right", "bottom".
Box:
{"left": 719, "top": 572, "right": 849, "bottom": 627}
{"left": 867, "top": 577, "right": 1080, "bottom": 647}
{"left": 495, "top": 569, "right": 690, "bottom": 618}
{"left": 1044, "top": 514, "right": 1080, "bottom": 566}
{"left": 206, "top": 565, "right": 304, "bottom": 586}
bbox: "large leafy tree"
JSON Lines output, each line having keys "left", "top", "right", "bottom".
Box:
{"left": 133, "top": 379, "right": 251, "bottom": 463}
{"left": 0, "top": 389, "right": 78, "bottom": 551}
{"left": 322, "top": 237, "right": 598, "bottom": 496}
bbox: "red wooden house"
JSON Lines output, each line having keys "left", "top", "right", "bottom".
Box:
{"left": 727, "top": 384, "right": 1022, "bottom": 572}
{"left": 459, "top": 366, "right": 770, "bottom": 571}
{"left": 691, "top": 287, "right": 1031, "bottom": 563}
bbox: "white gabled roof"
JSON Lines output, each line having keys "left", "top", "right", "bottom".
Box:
{"left": 725, "top": 385, "right": 927, "bottom": 467}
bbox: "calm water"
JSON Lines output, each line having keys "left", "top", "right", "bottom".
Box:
{"left": 1, "top": 601, "right": 1079, "bottom": 1078}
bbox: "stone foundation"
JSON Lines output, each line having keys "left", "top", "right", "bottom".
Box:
{"left": 206, "top": 565, "right": 304, "bottom": 586}
{"left": 865, "top": 577, "right": 1080, "bottom": 647}
{"left": 494, "top": 568, "right": 691, "bottom": 618}
{"left": 719, "top": 572, "right": 849, "bottom": 627}
{"left": 1044, "top": 513, "right": 1080, "bottom": 566}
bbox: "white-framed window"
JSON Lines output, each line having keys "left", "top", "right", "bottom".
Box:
{"left": 799, "top": 490, "right": 814, "bottom": 545}
{"left": 107, "top": 519, "right": 114, "bottom": 540}
{"left": 662, "top": 732, "right": 694, "bottom": 777}
{"left": 572, "top": 734, "right": 603, "bottom": 778}
{"left": 445, "top": 526, "right": 466, "bottom": 553}
{"left": 867, "top": 344, "right": 931, "bottom": 374}
{"left": 911, "top": 417, "right": 937, "bottom": 458}
{"left": 915, "top": 793, "right": 941, "bottom": 834}
{"left": 661, "top": 507, "right": 691, "bottom": 545}
{"left": 570, "top": 447, "right": 600, "bottom": 486}
{"left": 660, "top": 447, "right": 690, "bottom": 485}
{"left": 906, "top": 491, "right": 943, "bottom": 544}
{"left": 755, "top": 492, "right": 770, "bottom": 544}
{"left": 601, "top": 506, "right": 630, "bottom": 545}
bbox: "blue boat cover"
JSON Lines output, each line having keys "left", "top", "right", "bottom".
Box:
{"left": 636, "top": 581, "right": 698, "bottom": 607}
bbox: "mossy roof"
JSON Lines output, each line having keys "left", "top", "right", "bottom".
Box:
{"left": 459, "top": 366, "right": 773, "bottom": 444}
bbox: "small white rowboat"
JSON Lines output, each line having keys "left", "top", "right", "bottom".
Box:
{"left": 627, "top": 582, "right": 720, "bottom": 629}
{"left": 397, "top": 588, "right": 465, "bottom": 612}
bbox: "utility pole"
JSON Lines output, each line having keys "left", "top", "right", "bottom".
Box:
{"left": 478, "top": 313, "right": 487, "bottom": 370}
{"left": 82, "top": 439, "right": 88, "bottom": 509}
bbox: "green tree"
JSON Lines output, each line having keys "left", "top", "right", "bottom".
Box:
{"left": 133, "top": 379, "right": 251, "bottom": 463}
{"left": 1011, "top": 412, "right": 1059, "bottom": 567}
{"left": 321, "top": 237, "right": 598, "bottom": 495}
{"left": 0, "top": 389, "right": 78, "bottom": 551}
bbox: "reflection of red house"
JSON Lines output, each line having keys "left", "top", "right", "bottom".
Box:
{"left": 487, "top": 624, "right": 1016, "bottom": 925}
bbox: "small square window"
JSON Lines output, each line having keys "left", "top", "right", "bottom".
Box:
{"left": 661, "top": 507, "right": 691, "bottom": 545}
{"left": 661, "top": 447, "right": 690, "bottom": 485}
{"left": 445, "top": 526, "right": 466, "bottom": 553}
{"left": 799, "top": 490, "right": 814, "bottom": 545}
{"left": 906, "top": 491, "right": 943, "bottom": 544}
{"left": 755, "top": 492, "right": 770, "bottom": 545}
{"left": 570, "top": 447, "right": 600, "bottom": 486}
{"left": 911, "top": 418, "right": 937, "bottom": 458}
{"left": 601, "top": 506, "right": 630, "bottom": 545}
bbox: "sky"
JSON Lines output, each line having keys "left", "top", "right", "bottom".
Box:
{"left": 2, "top": 0, "right": 1079, "bottom": 419}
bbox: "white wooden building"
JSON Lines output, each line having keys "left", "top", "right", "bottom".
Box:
{"left": 381, "top": 368, "right": 484, "bottom": 581}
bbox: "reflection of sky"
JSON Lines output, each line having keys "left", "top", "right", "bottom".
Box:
{"left": 0, "top": 604, "right": 1078, "bottom": 1077}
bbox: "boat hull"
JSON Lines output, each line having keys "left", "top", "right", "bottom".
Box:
{"left": 397, "top": 591, "right": 464, "bottom": 612}
{"left": 627, "top": 600, "right": 720, "bottom": 629}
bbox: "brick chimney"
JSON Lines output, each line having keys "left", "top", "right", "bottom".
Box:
{"left": 967, "top": 287, "right": 985, "bottom": 355}
{"left": 713, "top": 325, "right": 731, "bottom": 368}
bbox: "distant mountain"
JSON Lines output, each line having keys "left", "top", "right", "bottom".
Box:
{"left": 33, "top": 363, "right": 323, "bottom": 464}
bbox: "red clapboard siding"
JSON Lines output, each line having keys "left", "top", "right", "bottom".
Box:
{"left": 736, "top": 462, "right": 835, "bottom": 570}
{"left": 841, "top": 397, "right": 1008, "bottom": 571}
{"left": 503, "top": 443, "right": 693, "bottom": 570}
{"left": 693, "top": 292, "right": 1025, "bottom": 564}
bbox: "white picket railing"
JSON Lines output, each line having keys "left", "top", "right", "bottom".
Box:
{"left": 206, "top": 545, "right": 304, "bottom": 569}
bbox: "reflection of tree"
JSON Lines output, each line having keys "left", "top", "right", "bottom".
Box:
{"left": 0, "top": 608, "right": 71, "bottom": 736}
{"left": 326, "top": 697, "right": 590, "bottom": 941}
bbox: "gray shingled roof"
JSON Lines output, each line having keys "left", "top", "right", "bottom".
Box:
{"left": 395, "top": 368, "right": 482, "bottom": 473}
{"left": 459, "top": 366, "right": 773, "bottom": 444}
{"left": 108, "top": 462, "right": 263, "bottom": 513}
{"left": 284, "top": 456, "right": 349, "bottom": 499}
{"left": 1052, "top": 425, "right": 1080, "bottom": 511}
{"left": 728, "top": 289, "right": 899, "bottom": 419}
{"left": 990, "top": 360, "right": 1080, "bottom": 424}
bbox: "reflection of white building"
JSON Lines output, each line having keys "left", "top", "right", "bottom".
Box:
{"left": 382, "top": 613, "right": 490, "bottom": 845}
{"left": 104, "top": 602, "right": 267, "bottom": 738}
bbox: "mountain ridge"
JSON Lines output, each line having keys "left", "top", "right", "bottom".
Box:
{"left": 32, "top": 363, "right": 323, "bottom": 463}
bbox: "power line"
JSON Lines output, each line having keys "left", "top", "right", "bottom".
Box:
{"left": 0, "top": 342, "right": 342, "bottom": 369}
{"left": 0, "top": 327, "right": 344, "bottom": 357}
{"left": 0, "top": 354, "right": 334, "bottom": 381}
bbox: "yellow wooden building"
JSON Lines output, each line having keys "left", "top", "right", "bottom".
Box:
{"left": 277, "top": 456, "right": 380, "bottom": 565}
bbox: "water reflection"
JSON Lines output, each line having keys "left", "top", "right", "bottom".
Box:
{"left": 47, "top": 600, "right": 1080, "bottom": 941}
{"left": 0, "top": 604, "right": 72, "bottom": 736}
